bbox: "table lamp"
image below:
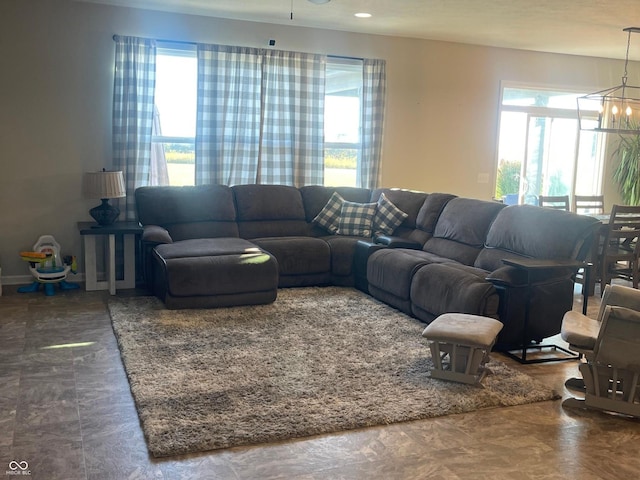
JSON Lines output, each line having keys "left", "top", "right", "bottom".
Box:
{"left": 83, "top": 169, "right": 126, "bottom": 226}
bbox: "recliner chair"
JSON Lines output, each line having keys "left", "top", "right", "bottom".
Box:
{"left": 561, "top": 284, "right": 640, "bottom": 416}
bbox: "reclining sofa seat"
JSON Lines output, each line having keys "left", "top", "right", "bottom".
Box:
{"left": 368, "top": 201, "right": 599, "bottom": 347}
{"left": 475, "top": 205, "right": 600, "bottom": 346}
{"left": 135, "top": 184, "right": 240, "bottom": 285}
{"left": 367, "top": 197, "right": 503, "bottom": 315}
{"left": 135, "top": 184, "right": 281, "bottom": 308}
{"left": 299, "top": 185, "right": 373, "bottom": 285}
{"left": 232, "top": 184, "right": 333, "bottom": 287}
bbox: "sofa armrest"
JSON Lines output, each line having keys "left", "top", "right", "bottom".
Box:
{"left": 486, "top": 260, "right": 580, "bottom": 288}
{"left": 139, "top": 226, "right": 172, "bottom": 292}
{"left": 485, "top": 266, "right": 529, "bottom": 288}
{"left": 354, "top": 240, "right": 388, "bottom": 293}
{"left": 142, "top": 225, "right": 173, "bottom": 245}
{"left": 375, "top": 235, "right": 421, "bottom": 249}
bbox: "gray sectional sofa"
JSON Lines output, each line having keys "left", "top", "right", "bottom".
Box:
{"left": 135, "top": 184, "right": 600, "bottom": 348}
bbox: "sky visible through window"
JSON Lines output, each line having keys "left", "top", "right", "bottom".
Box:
{"left": 325, "top": 96, "right": 359, "bottom": 143}
{"left": 155, "top": 54, "right": 197, "bottom": 138}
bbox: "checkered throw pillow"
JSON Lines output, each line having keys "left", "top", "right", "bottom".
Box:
{"left": 337, "top": 201, "right": 377, "bottom": 237}
{"left": 373, "top": 193, "right": 408, "bottom": 236}
{"left": 313, "top": 192, "right": 345, "bottom": 234}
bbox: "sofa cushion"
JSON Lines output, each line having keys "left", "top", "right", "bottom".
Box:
{"left": 251, "top": 236, "right": 331, "bottom": 276}
{"left": 233, "top": 184, "right": 309, "bottom": 238}
{"left": 373, "top": 193, "right": 409, "bottom": 236}
{"left": 422, "top": 198, "right": 505, "bottom": 265}
{"left": 324, "top": 235, "right": 367, "bottom": 277}
{"left": 368, "top": 248, "right": 457, "bottom": 301}
{"left": 410, "top": 263, "right": 499, "bottom": 322}
{"left": 136, "top": 185, "right": 239, "bottom": 241}
{"left": 406, "top": 193, "right": 457, "bottom": 245}
{"left": 475, "top": 204, "right": 601, "bottom": 272}
{"left": 136, "top": 185, "right": 236, "bottom": 225}
{"left": 312, "top": 192, "right": 344, "bottom": 234}
{"left": 338, "top": 201, "right": 377, "bottom": 237}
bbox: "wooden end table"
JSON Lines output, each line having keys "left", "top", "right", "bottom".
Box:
{"left": 78, "top": 221, "right": 143, "bottom": 295}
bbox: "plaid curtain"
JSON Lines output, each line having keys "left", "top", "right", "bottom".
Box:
{"left": 196, "top": 45, "right": 326, "bottom": 186}
{"left": 259, "top": 50, "right": 326, "bottom": 186}
{"left": 358, "top": 59, "right": 386, "bottom": 189}
{"left": 112, "top": 35, "right": 156, "bottom": 220}
{"left": 195, "top": 45, "right": 262, "bottom": 185}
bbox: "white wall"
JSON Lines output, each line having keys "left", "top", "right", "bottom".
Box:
{"left": 0, "top": 0, "right": 637, "bottom": 279}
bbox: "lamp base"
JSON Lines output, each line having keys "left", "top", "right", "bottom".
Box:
{"left": 89, "top": 198, "right": 120, "bottom": 226}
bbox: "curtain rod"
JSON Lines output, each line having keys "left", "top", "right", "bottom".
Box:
{"left": 112, "top": 35, "right": 364, "bottom": 61}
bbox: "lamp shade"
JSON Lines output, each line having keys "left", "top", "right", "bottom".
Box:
{"left": 83, "top": 171, "right": 126, "bottom": 199}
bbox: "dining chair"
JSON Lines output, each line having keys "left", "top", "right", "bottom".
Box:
{"left": 573, "top": 195, "right": 605, "bottom": 215}
{"left": 599, "top": 204, "right": 640, "bottom": 289}
{"left": 538, "top": 195, "right": 570, "bottom": 211}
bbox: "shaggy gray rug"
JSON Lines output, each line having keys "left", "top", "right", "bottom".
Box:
{"left": 109, "top": 287, "right": 559, "bottom": 457}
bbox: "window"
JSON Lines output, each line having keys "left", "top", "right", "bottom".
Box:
{"left": 152, "top": 50, "right": 370, "bottom": 187}
{"left": 324, "top": 58, "right": 363, "bottom": 187}
{"left": 152, "top": 45, "right": 197, "bottom": 186}
{"left": 494, "top": 85, "right": 604, "bottom": 205}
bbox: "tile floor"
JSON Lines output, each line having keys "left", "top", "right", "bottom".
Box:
{"left": 0, "top": 283, "right": 639, "bottom": 480}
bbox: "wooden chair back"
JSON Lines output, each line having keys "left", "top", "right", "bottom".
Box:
{"left": 600, "top": 204, "right": 640, "bottom": 289}
{"left": 538, "top": 195, "right": 570, "bottom": 211}
{"left": 573, "top": 195, "right": 605, "bottom": 215}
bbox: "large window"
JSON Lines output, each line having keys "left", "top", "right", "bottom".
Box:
{"left": 494, "top": 85, "right": 604, "bottom": 205}
{"left": 153, "top": 49, "right": 366, "bottom": 187}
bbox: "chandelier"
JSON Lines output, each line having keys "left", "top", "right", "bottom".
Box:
{"left": 578, "top": 27, "right": 640, "bottom": 135}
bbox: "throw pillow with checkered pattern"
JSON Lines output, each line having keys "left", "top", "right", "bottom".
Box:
{"left": 313, "top": 192, "right": 345, "bottom": 234}
{"left": 373, "top": 193, "right": 408, "bottom": 236}
{"left": 337, "top": 201, "right": 377, "bottom": 237}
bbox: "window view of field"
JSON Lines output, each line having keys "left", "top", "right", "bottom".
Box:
{"left": 163, "top": 144, "right": 357, "bottom": 186}
{"left": 163, "top": 144, "right": 194, "bottom": 186}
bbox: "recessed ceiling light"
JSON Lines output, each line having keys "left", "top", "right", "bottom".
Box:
{"left": 354, "top": 12, "right": 372, "bottom": 18}
{"left": 308, "top": 0, "right": 331, "bottom": 4}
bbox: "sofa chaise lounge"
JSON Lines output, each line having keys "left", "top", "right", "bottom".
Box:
{"left": 135, "top": 184, "right": 600, "bottom": 349}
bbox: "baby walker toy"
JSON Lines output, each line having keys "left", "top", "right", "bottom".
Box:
{"left": 18, "top": 235, "right": 79, "bottom": 296}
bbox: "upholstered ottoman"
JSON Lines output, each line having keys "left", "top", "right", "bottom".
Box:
{"left": 151, "top": 237, "right": 279, "bottom": 309}
{"left": 422, "top": 313, "right": 503, "bottom": 385}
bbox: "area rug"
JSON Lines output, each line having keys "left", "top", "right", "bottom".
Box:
{"left": 108, "top": 287, "right": 560, "bottom": 457}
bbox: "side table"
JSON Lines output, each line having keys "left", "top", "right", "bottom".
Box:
{"left": 78, "top": 221, "right": 143, "bottom": 295}
{"left": 501, "top": 257, "right": 590, "bottom": 364}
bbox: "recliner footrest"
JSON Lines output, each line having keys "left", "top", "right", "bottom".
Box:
{"left": 153, "top": 237, "right": 279, "bottom": 309}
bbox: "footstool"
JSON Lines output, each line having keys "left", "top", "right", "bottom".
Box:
{"left": 422, "top": 313, "right": 504, "bottom": 385}
{"left": 152, "top": 237, "right": 279, "bottom": 309}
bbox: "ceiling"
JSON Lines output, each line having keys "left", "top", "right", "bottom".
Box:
{"left": 78, "top": 0, "right": 640, "bottom": 61}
